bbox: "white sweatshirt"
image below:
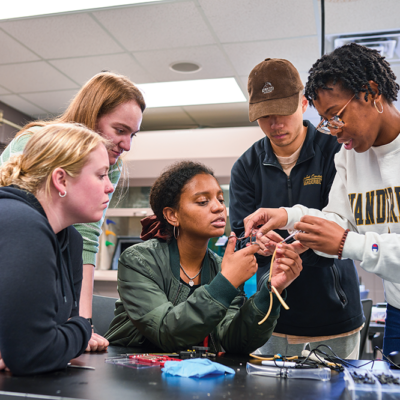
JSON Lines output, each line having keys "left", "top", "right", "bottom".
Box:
{"left": 284, "top": 133, "right": 400, "bottom": 309}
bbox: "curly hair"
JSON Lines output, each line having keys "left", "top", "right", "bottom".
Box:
{"left": 150, "top": 161, "right": 215, "bottom": 239}
{"left": 305, "top": 43, "right": 400, "bottom": 106}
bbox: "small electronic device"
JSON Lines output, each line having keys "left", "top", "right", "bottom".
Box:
{"left": 111, "top": 236, "right": 142, "bottom": 270}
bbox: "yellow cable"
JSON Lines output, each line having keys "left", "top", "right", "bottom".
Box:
{"left": 258, "top": 244, "right": 290, "bottom": 325}
{"left": 249, "top": 354, "right": 275, "bottom": 361}
{"left": 271, "top": 286, "right": 289, "bottom": 310}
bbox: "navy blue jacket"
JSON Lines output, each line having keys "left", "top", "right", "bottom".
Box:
{"left": 229, "top": 121, "right": 364, "bottom": 336}
{"left": 0, "top": 187, "right": 92, "bottom": 375}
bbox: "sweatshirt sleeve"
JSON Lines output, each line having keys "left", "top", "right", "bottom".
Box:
{"left": 0, "top": 209, "right": 91, "bottom": 375}
{"left": 284, "top": 150, "right": 400, "bottom": 283}
{"left": 282, "top": 152, "right": 359, "bottom": 262}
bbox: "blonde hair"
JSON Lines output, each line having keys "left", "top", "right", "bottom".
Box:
{"left": 17, "top": 71, "right": 146, "bottom": 135}
{"left": 0, "top": 123, "right": 111, "bottom": 196}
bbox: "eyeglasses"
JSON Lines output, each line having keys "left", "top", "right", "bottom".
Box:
{"left": 316, "top": 94, "right": 355, "bottom": 134}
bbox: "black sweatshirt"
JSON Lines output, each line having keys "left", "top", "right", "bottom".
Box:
{"left": 0, "top": 186, "right": 91, "bottom": 375}
{"left": 230, "top": 121, "right": 364, "bottom": 337}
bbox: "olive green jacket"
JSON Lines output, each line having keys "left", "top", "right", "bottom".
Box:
{"left": 105, "top": 238, "right": 283, "bottom": 354}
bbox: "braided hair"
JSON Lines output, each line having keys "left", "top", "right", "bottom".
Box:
{"left": 305, "top": 43, "right": 399, "bottom": 106}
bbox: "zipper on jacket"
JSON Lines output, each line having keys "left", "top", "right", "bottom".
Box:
{"left": 209, "top": 332, "right": 218, "bottom": 353}
{"left": 287, "top": 177, "right": 293, "bottom": 207}
{"left": 172, "top": 283, "right": 183, "bottom": 306}
{"left": 331, "top": 264, "right": 347, "bottom": 306}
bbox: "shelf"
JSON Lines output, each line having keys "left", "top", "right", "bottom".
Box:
{"left": 94, "top": 270, "right": 117, "bottom": 281}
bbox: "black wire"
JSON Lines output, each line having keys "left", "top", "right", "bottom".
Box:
{"left": 375, "top": 346, "right": 400, "bottom": 369}
{"left": 270, "top": 343, "right": 380, "bottom": 371}
{"left": 321, "top": 0, "right": 325, "bottom": 56}
{"left": 299, "top": 344, "right": 376, "bottom": 371}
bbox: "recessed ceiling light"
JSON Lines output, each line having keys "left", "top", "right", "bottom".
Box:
{"left": 0, "top": 0, "right": 163, "bottom": 21}
{"left": 170, "top": 62, "right": 201, "bottom": 74}
{"left": 137, "top": 77, "right": 246, "bottom": 108}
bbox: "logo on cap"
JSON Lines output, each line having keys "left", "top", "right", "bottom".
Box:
{"left": 262, "top": 82, "right": 274, "bottom": 94}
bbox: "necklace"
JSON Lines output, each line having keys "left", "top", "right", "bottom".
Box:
{"left": 180, "top": 264, "right": 203, "bottom": 287}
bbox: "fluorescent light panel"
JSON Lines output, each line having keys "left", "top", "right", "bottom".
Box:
{"left": 137, "top": 78, "right": 247, "bottom": 108}
{"left": 1, "top": 0, "right": 163, "bottom": 20}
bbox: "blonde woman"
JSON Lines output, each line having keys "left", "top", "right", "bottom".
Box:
{"left": 0, "top": 123, "right": 113, "bottom": 375}
{"left": 0, "top": 72, "right": 145, "bottom": 351}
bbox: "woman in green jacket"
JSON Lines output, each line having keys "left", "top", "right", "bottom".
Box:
{"left": 106, "top": 161, "right": 302, "bottom": 353}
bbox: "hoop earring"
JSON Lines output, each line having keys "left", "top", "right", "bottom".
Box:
{"left": 173, "top": 225, "right": 179, "bottom": 239}
{"left": 374, "top": 99, "right": 383, "bottom": 114}
{"left": 59, "top": 191, "right": 67, "bottom": 198}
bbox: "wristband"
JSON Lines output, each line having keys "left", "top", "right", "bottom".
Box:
{"left": 338, "top": 229, "right": 350, "bottom": 260}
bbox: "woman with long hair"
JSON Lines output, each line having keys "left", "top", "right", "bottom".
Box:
{"left": 0, "top": 123, "right": 113, "bottom": 375}
{"left": 0, "top": 71, "right": 146, "bottom": 351}
{"left": 105, "top": 161, "right": 302, "bottom": 352}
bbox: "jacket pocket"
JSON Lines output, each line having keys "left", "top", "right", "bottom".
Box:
{"left": 331, "top": 264, "right": 348, "bottom": 307}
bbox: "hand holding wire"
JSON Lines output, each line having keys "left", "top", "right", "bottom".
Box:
{"left": 258, "top": 238, "right": 303, "bottom": 325}
{"left": 294, "top": 216, "right": 346, "bottom": 255}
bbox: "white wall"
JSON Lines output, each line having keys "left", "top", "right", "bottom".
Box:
{"left": 123, "top": 126, "right": 265, "bottom": 185}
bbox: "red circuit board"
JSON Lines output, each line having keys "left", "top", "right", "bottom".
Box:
{"left": 128, "top": 354, "right": 182, "bottom": 367}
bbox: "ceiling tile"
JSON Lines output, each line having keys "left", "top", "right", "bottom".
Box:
{"left": 0, "top": 13, "right": 123, "bottom": 59}
{"left": 324, "top": 0, "right": 400, "bottom": 35}
{"left": 0, "top": 95, "right": 46, "bottom": 117}
{"left": 0, "top": 62, "right": 78, "bottom": 93}
{"left": 239, "top": 75, "right": 249, "bottom": 90}
{"left": 134, "top": 45, "right": 235, "bottom": 82}
{"left": 198, "top": 0, "right": 316, "bottom": 43}
{"left": 50, "top": 54, "right": 153, "bottom": 85}
{"left": 140, "top": 106, "right": 197, "bottom": 131}
{"left": 0, "top": 29, "right": 39, "bottom": 64}
{"left": 0, "top": 86, "right": 10, "bottom": 95}
{"left": 93, "top": 2, "right": 215, "bottom": 51}
{"left": 21, "top": 90, "right": 79, "bottom": 115}
{"left": 223, "top": 36, "right": 319, "bottom": 76}
{"left": 183, "top": 103, "right": 253, "bottom": 128}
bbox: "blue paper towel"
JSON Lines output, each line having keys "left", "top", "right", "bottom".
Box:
{"left": 162, "top": 358, "right": 235, "bottom": 378}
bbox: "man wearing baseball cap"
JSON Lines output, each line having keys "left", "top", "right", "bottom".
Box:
{"left": 229, "top": 58, "right": 364, "bottom": 358}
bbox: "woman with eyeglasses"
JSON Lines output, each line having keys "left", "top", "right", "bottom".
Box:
{"left": 105, "top": 161, "right": 302, "bottom": 353}
{"left": 242, "top": 43, "right": 400, "bottom": 356}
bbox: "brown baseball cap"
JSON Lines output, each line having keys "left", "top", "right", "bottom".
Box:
{"left": 248, "top": 58, "right": 304, "bottom": 122}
